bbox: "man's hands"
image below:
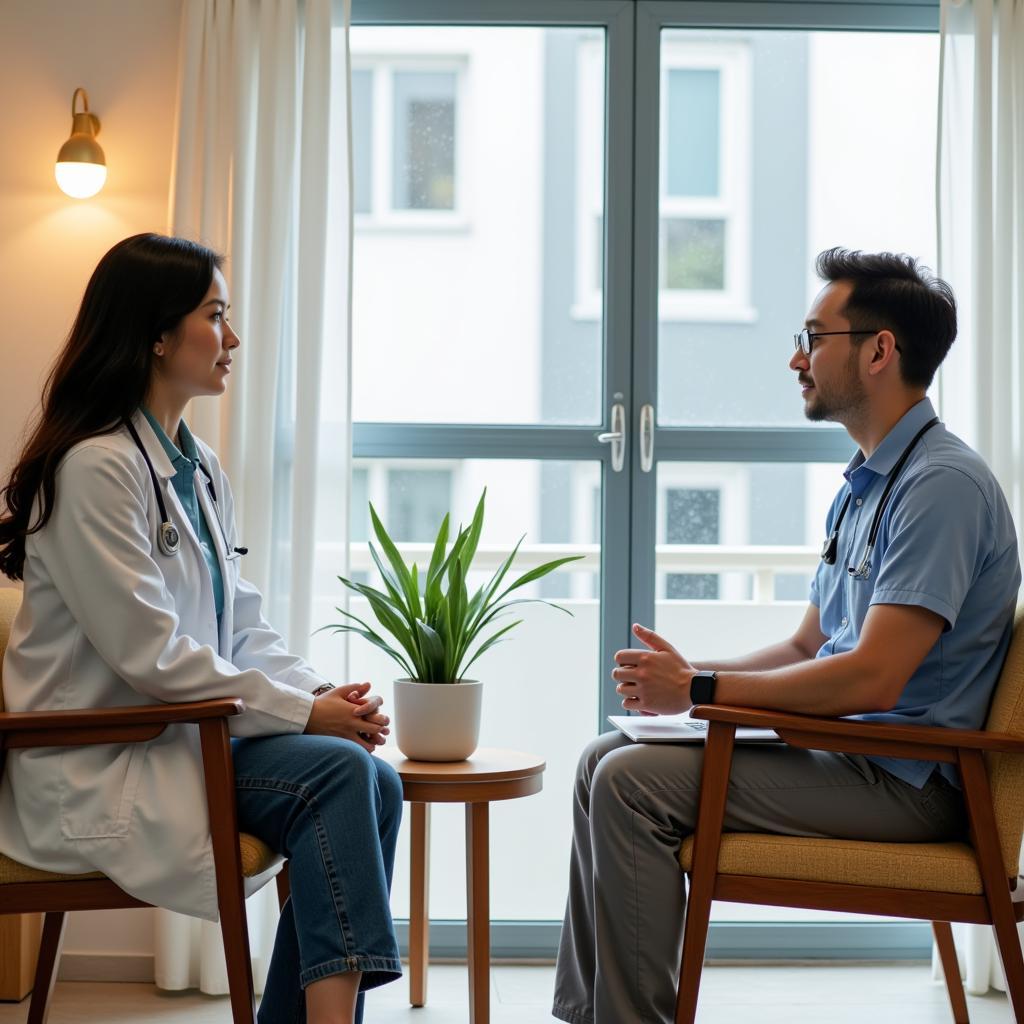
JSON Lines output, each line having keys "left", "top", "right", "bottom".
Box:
{"left": 613, "top": 624, "right": 695, "bottom": 715}
{"left": 304, "top": 682, "right": 391, "bottom": 753}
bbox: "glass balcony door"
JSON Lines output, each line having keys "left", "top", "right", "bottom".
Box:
{"left": 332, "top": 0, "right": 942, "bottom": 950}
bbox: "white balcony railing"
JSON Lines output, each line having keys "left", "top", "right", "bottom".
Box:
{"left": 344, "top": 543, "right": 820, "bottom": 603}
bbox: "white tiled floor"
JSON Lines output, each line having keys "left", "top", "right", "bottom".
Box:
{"left": 0, "top": 964, "right": 1015, "bottom": 1023}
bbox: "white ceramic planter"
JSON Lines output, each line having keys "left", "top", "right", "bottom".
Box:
{"left": 393, "top": 678, "right": 482, "bottom": 761}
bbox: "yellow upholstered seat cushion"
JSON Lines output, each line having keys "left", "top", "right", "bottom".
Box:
{"left": 238, "top": 832, "right": 278, "bottom": 876}
{"left": 0, "top": 833, "right": 277, "bottom": 886}
{"left": 679, "top": 833, "right": 983, "bottom": 895}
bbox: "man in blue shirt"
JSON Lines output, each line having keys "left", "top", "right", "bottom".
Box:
{"left": 553, "top": 249, "right": 1021, "bottom": 1024}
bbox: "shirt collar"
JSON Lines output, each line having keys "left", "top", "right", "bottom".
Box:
{"left": 843, "top": 397, "right": 937, "bottom": 482}
{"left": 140, "top": 406, "right": 198, "bottom": 469}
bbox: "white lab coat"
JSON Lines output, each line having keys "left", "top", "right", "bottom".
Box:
{"left": 0, "top": 410, "right": 324, "bottom": 921}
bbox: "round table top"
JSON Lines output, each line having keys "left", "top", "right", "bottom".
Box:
{"left": 377, "top": 746, "right": 545, "bottom": 784}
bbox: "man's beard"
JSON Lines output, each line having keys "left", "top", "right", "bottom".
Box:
{"left": 803, "top": 351, "right": 867, "bottom": 424}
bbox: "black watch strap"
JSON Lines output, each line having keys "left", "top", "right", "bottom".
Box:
{"left": 690, "top": 670, "right": 717, "bottom": 705}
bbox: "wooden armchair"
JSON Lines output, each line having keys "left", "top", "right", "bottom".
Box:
{"left": 0, "top": 587, "right": 290, "bottom": 1024}
{"left": 675, "top": 612, "right": 1024, "bottom": 1024}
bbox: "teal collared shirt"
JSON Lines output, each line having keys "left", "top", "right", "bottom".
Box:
{"left": 141, "top": 407, "right": 225, "bottom": 621}
{"left": 810, "top": 397, "right": 1021, "bottom": 789}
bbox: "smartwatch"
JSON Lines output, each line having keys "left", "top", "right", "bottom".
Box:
{"left": 690, "top": 670, "right": 718, "bottom": 705}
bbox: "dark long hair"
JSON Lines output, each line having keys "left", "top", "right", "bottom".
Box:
{"left": 0, "top": 233, "right": 223, "bottom": 580}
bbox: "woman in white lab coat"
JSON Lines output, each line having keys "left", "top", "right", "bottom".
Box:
{"left": 0, "top": 233, "right": 403, "bottom": 1024}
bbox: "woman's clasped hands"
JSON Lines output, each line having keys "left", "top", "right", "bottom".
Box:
{"left": 304, "top": 682, "right": 391, "bottom": 752}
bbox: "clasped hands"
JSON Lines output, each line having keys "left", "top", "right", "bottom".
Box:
{"left": 305, "top": 682, "right": 391, "bottom": 752}
{"left": 613, "top": 623, "right": 695, "bottom": 716}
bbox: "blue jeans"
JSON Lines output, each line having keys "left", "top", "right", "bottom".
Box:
{"left": 231, "top": 734, "right": 404, "bottom": 1024}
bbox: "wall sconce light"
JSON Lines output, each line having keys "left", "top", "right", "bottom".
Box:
{"left": 55, "top": 88, "right": 107, "bottom": 198}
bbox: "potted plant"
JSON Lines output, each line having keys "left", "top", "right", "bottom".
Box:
{"left": 324, "top": 490, "right": 580, "bottom": 761}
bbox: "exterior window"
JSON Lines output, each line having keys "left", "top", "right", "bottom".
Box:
{"left": 392, "top": 71, "right": 457, "bottom": 210}
{"left": 658, "top": 41, "right": 752, "bottom": 321}
{"left": 574, "top": 38, "right": 752, "bottom": 322}
{"left": 351, "top": 60, "right": 465, "bottom": 225}
{"left": 665, "top": 488, "right": 721, "bottom": 599}
{"left": 349, "top": 465, "right": 454, "bottom": 545}
{"left": 387, "top": 468, "right": 454, "bottom": 541}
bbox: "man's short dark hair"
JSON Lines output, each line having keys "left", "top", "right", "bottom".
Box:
{"left": 815, "top": 248, "right": 957, "bottom": 390}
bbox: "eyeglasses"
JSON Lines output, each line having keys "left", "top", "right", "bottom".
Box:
{"left": 793, "top": 329, "right": 881, "bottom": 356}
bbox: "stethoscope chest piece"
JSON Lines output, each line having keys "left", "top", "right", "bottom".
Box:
{"left": 126, "top": 416, "right": 247, "bottom": 561}
{"left": 158, "top": 521, "right": 181, "bottom": 557}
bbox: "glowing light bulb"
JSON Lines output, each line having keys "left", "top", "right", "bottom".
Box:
{"left": 55, "top": 161, "right": 107, "bottom": 199}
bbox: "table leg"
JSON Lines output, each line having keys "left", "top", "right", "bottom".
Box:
{"left": 409, "top": 802, "right": 430, "bottom": 1007}
{"left": 466, "top": 801, "right": 490, "bottom": 1024}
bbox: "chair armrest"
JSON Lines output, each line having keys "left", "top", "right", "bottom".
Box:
{"left": 0, "top": 698, "right": 246, "bottom": 749}
{"left": 690, "top": 704, "right": 1024, "bottom": 761}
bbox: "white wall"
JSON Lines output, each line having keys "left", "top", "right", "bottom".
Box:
{"left": 0, "top": 0, "right": 183, "bottom": 965}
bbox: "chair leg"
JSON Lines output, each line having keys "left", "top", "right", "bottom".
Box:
{"left": 674, "top": 722, "right": 735, "bottom": 1024}
{"left": 276, "top": 862, "right": 291, "bottom": 911}
{"left": 932, "top": 921, "right": 969, "bottom": 1024}
{"left": 675, "top": 875, "right": 713, "bottom": 1024}
{"left": 958, "top": 750, "right": 1024, "bottom": 1022}
{"left": 989, "top": 910, "right": 1024, "bottom": 1019}
{"left": 26, "top": 912, "right": 66, "bottom": 1024}
{"left": 200, "top": 718, "right": 256, "bottom": 1024}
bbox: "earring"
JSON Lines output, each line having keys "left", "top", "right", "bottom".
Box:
{"left": 154, "top": 345, "right": 164, "bottom": 356}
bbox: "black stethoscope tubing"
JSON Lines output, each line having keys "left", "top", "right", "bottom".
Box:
{"left": 821, "top": 416, "right": 940, "bottom": 581}
{"left": 124, "top": 420, "right": 247, "bottom": 559}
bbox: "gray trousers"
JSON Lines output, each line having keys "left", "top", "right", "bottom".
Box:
{"left": 552, "top": 731, "right": 968, "bottom": 1024}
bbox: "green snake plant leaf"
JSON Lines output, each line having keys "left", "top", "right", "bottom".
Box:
{"left": 320, "top": 608, "right": 415, "bottom": 678}
{"left": 457, "top": 489, "right": 487, "bottom": 576}
{"left": 414, "top": 618, "right": 447, "bottom": 683}
{"left": 426, "top": 512, "right": 451, "bottom": 588}
{"left": 369, "top": 502, "right": 421, "bottom": 618}
{"left": 332, "top": 575, "right": 421, "bottom": 668}
{"left": 493, "top": 555, "right": 584, "bottom": 604}
{"left": 367, "top": 542, "right": 416, "bottom": 627}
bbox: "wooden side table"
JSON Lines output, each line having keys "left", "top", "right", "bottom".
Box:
{"left": 379, "top": 747, "right": 545, "bottom": 1024}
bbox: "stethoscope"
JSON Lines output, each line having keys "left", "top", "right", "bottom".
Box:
{"left": 821, "top": 417, "right": 939, "bottom": 581}
{"left": 125, "top": 420, "right": 248, "bottom": 560}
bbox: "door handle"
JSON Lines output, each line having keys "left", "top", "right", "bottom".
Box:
{"left": 596, "top": 403, "right": 626, "bottom": 472}
{"left": 640, "top": 404, "right": 654, "bottom": 473}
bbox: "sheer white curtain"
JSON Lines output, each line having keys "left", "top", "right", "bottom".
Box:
{"left": 157, "top": 0, "right": 353, "bottom": 995}
{"left": 935, "top": 0, "right": 1024, "bottom": 997}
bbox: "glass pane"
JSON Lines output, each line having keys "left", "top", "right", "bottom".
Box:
{"left": 393, "top": 71, "right": 456, "bottom": 210}
{"left": 309, "top": 458, "right": 602, "bottom": 921}
{"left": 350, "top": 27, "right": 606, "bottom": 424}
{"left": 351, "top": 69, "right": 373, "bottom": 214}
{"left": 657, "top": 30, "right": 939, "bottom": 426}
{"left": 666, "top": 68, "right": 720, "bottom": 197}
{"left": 666, "top": 486, "right": 720, "bottom": 598}
{"left": 663, "top": 218, "right": 725, "bottom": 289}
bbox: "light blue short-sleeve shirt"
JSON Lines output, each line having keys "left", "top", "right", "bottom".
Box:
{"left": 809, "top": 397, "right": 1020, "bottom": 789}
